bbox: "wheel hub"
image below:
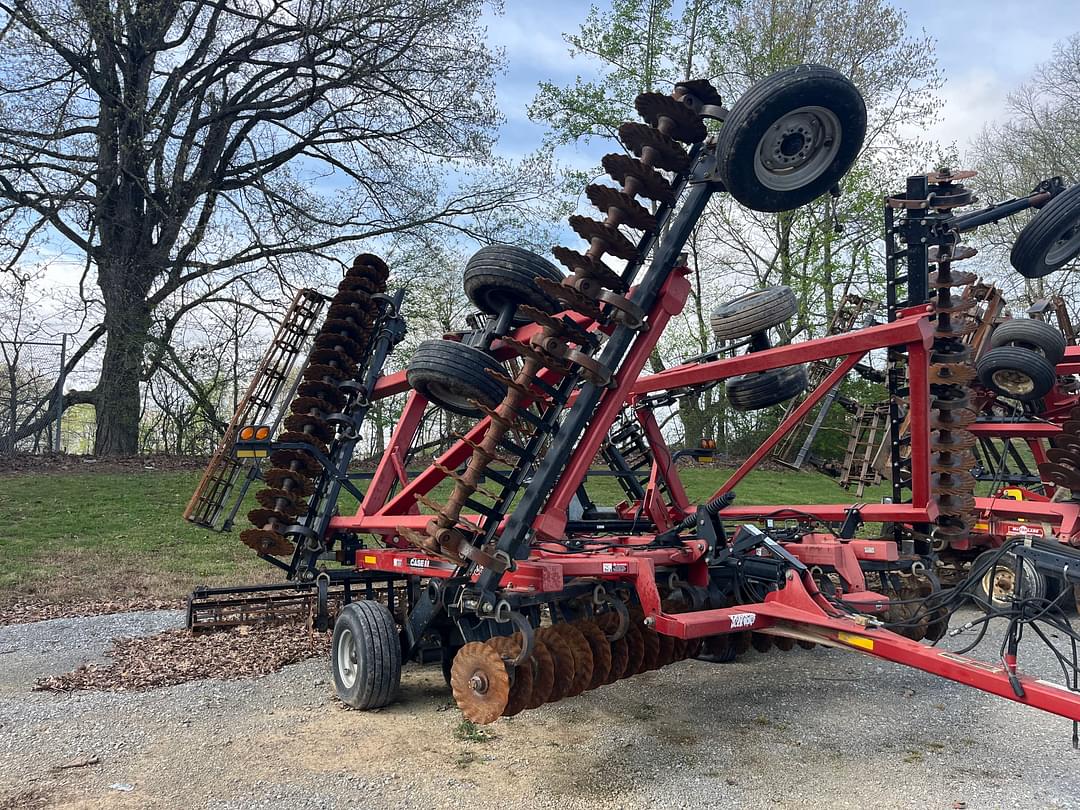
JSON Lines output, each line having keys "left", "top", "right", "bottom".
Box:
{"left": 1046, "top": 223, "right": 1080, "bottom": 266}
{"left": 755, "top": 106, "right": 841, "bottom": 192}
{"left": 336, "top": 627, "right": 357, "bottom": 689}
{"left": 991, "top": 368, "right": 1036, "bottom": 396}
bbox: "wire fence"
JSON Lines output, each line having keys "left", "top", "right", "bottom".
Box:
{"left": 0, "top": 336, "right": 66, "bottom": 454}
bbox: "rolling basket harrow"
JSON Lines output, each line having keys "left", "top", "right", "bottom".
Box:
{"left": 186, "top": 65, "right": 1080, "bottom": 737}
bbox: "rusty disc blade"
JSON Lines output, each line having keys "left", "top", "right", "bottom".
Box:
{"left": 1046, "top": 447, "right": 1080, "bottom": 468}
{"left": 1040, "top": 463, "right": 1080, "bottom": 490}
{"left": 297, "top": 380, "right": 346, "bottom": 410}
{"left": 797, "top": 640, "right": 816, "bottom": 650}
{"left": 536, "top": 628, "right": 574, "bottom": 702}
{"left": 268, "top": 447, "right": 320, "bottom": 474}
{"left": 277, "top": 431, "right": 329, "bottom": 457}
{"left": 596, "top": 613, "right": 629, "bottom": 683}
{"left": 585, "top": 184, "right": 657, "bottom": 232}
{"left": 313, "top": 332, "right": 363, "bottom": 360}
{"left": 553, "top": 624, "right": 594, "bottom": 697}
{"left": 733, "top": 631, "right": 752, "bottom": 654}
{"left": 326, "top": 302, "right": 374, "bottom": 326}
{"left": 929, "top": 363, "right": 977, "bottom": 385}
{"left": 247, "top": 507, "right": 291, "bottom": 530}
{"left": 552, "top": 246, "right": 627, "bottom": 292}
{"left": 751, "top": 633, "right": 774, "bottom": 653}
{"left": 290, "top": 396, "right": 333, "bottom": 417}
{"left": 671, "top": 637, "right": 688, "bottom": 661}
{"left": 524, "top": 638, "right": 555, "bottom": 710}
{"left": 309, "top": 347, "right": 358, "bottom": 373}
{"left": 639, "top": 626, "right": 660, "bottom": 672}
{"left": 622, "top": 620, "right": 645, "bottom": 677}
{"left": 929, "top": 409, "right": 977, "bottom": 429}
{"left": 349, "top": 251, "right": 389, "bottom": 277}
{"left": 618, "top": 121, "right": 690, "bottom": 173}
{"left": 601, "top": 153, "right": 675, "bottom": 204}
{"left": 575, "top": 621, "right": 612, "bottom": 690}
{"left": 256, "top": 487, "right": 302, "bottom": 516}
{"left": 283, "top": 414, "right": 334, "bottom": 443}
{"left": 485, "top": 637, "right": 533, "bottom": 718}
{"left": 239, "top": 528, "right": 292, "bottom": 556}
{"left": 321, "top": 318, "right": 369, "bottom": 343}
{"left": 1054, "top": 435, "right": 1080, "bottom": 455}
{"left": 634, "top": 91, "right": 707, "bottom": 143}
{"left": 773, "top": 635, "right": 795, "bottom": 652}
{"left": 302, "top": 362, "right": 349, "bottom": 385}
{"left": 933, "top": 492, "right": 977, "bottom": 515}
{"left": 568, "top": 215, "right": 639, "bottom": 261}
{"left": 332, "top": 289, "right": 378, "bottom": 309}
{"left": 655, "top": 633, "right": 675, "bottom": 668}
{"left": 1062, "top": 420, "right": 1080, "bottom": 436}
{"left": 451, "top": 642, "right": 510, "bottom": 724}
{"left": 264, "top": 465, "right": 315, "bottom": 493}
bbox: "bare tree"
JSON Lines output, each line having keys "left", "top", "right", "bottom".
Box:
{"left": 0, "top": 271, "right": 60, "bottom": 452}
{"left": 0, "top": 0, "right": 559, "bottom": 454}
{"left": 969, "top": 34, "right": 1080, "bottom": 304}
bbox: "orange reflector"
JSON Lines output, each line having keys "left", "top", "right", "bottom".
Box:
{"left": 255, "top": 426, "right": 270, "bottom": 440}
{"left": 238, "top": 426, "right": 255, "bottom": 441}
{"left": 837, "top": 632, "right": 875, "bottom": 651}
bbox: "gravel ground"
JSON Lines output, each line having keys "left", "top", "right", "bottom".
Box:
{"left": 1, "top": 609, "right": 1079, "bottom": 810}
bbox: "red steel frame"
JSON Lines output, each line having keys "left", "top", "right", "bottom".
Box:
{"left": 329, "top": 270, "right": 1080, "bottom": 722}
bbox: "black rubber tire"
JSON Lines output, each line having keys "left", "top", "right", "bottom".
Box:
{"left": 726, "top": 365, "right": 808, "bottom": 411}
{"left": 972, "top": 550, "right": 1046, "bottom": 609}
{"left": 989, "top": 319, "right": 1067, "bottom": 366}
{"left": 1010, "top": 184, "right": 1080, "bottom": 279}
{"left": 406, "top": 339, "right": 508, "bottom": 417}
{"left": 975, "top": 346, "right": 1056, "bottom": 402}
{"left": 716, "top": 65, "right": 866, "bottom": 212}
{"left": 710, "top": 286, "right": 797, "bottom": 341}
{"left": 331, "top": 600, "right": 402, "bottom": 710}
{"left": 463, "top": 244, "right": 564, "bottom": 325}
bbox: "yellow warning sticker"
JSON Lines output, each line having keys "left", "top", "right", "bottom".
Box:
{"left": 363, "top": 555, "right": 377, "bottom": 565}
{"left": 837, "top": 632, "right": 875, "bottom": 651}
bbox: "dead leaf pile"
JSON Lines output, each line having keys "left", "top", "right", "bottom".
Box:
{"left": 0, "top": 598, "right": 180, "bottom": 627}
{"left": 34, "top": 622, "right": 330, "bottom": 692}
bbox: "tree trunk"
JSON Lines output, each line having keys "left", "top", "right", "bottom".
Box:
{"left": 94, "top": 269, "right": 152, "bottom": 455}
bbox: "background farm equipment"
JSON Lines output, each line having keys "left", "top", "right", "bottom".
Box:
{"left": 185, "top": 65, "right": 1080, "bottom": 737}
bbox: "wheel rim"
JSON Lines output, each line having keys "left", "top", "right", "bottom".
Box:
{"left": 991, "top": 368, "right": 1036, "bottom": 396}
{"left": 754, "top": 106, "right": 842, "bottom": 192}
{"left": 336, "top": 627, "right": 358, "bottom": 689}
{"left": 1044, "top": 221, "right": 1080, "bottom": 266}
{"left": 982, "top": 564, "right": 1017, "bottom": 604}
{"left": 427, "top": 381, "right": 480, "bottom": 412}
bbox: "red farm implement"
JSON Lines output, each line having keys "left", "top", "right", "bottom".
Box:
{"left": 187, "top": 65, "right": 1080, "bottom": 737}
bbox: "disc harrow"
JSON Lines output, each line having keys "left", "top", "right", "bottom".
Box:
{"left": 240, "top": 254, "right": 389, "bottom": 558}
{"left": 397, "top": 79, "right": 711, "bottom": 572}
{"left": 187, "top": 64, "right": 1080, "bottom": 737}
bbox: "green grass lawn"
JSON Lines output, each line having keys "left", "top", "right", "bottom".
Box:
{"left": 0, "top": 464, "right": 884, "bottom": 606}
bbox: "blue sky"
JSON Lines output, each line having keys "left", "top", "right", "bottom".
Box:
{"left": 482, "top": 0, "right": 1080, "bottom": 163}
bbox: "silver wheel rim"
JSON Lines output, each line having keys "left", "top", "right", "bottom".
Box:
{"left": 754, "top": 106, "right": 842, "bottom": 192}
{"left": 337, "top": 627, "right": 358, "bottom": 689}
{"left": 1045, "top": 222, "right": 1080, "bottom": 266}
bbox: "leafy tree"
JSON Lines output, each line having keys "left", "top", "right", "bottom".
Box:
{"left": 0, "top": 0, "right": 558, "bottom": 454}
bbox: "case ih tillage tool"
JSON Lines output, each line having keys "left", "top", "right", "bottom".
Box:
{"left": 186, "top": 66, "right": 1080, "bottom": 736}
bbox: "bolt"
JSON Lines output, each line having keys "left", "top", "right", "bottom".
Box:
{"left": 482, "top": 602, "right": 493, "bottom": 612}
{"left": 644, "top": 616, "right": 656, "bottom": 627}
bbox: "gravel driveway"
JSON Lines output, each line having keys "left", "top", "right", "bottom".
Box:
{"left": 1, "top": 609, "right": 1078, "bottom": 810}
